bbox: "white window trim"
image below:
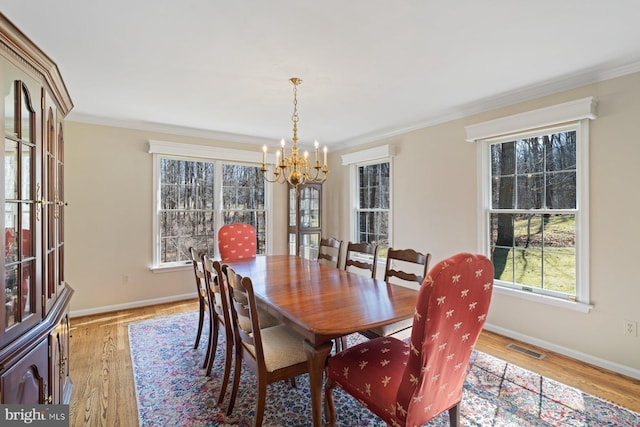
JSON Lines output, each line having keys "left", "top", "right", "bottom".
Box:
{"left": 148, "top": 140, "right": 272, "bottom": 272}
{"left": 341, "top": 144, "right": 395, "bottom": 253}
{"left": 466, "top": 98, "right": 596, "bottom": 313}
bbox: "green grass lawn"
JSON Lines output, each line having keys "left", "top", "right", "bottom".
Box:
{"left": 494, "top": 215, "right": 576, "bottom": 295}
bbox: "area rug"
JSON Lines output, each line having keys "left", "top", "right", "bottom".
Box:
{"left": 129, "top": 312, "right": 640, "bottom": 426}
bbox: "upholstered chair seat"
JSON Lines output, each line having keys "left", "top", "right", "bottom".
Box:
{"left": 244, "top": 324, "right": 309, "bottom": 371}
{"left": 326, "top": 337, "right": 409, "bottom": 419}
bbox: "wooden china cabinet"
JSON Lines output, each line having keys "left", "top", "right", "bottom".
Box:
{"left": 288, "top": 183, "right": 322, "bottom": 259}
{"left": 0, "top": 15, "right": 74, "bottom": 405}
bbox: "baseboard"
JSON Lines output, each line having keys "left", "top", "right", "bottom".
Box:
{"left": 69, "top": 293, "right": 196, "bottom": 318}
{"left": 484, "top": 322, "right": 640, "bottom": 380}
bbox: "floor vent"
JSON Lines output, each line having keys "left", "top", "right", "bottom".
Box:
{"left": 506, "top": 343, "right": 546, "bottom": 360}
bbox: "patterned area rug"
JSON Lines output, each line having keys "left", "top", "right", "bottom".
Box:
{"left": 129, "top": 312, "right": 640, "bottom": 426}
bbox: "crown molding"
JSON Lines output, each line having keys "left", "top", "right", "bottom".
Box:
{"left": 68, "top": 60, "right": 640, "bottom": 150}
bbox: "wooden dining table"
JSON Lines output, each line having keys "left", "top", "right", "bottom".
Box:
{"left": 223, "top": 254, "right": 419, "bottom": 427}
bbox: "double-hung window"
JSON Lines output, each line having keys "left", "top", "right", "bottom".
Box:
{"left": 356, "top": 162, "right": 390, "bottom": 249}
{"left": 150, "top": 141, "right": 268, "bottom": 269}
{"left": 466, "top": 98, "right": 596, "bottom": 312}
{"left": 342, "top": 145, "right": 395, "bottom": 260}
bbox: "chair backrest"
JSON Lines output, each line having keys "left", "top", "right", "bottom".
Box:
{"left": 189, "top": 247, "right": 207, "bottom": 299}
{"left": 224, "top": 266, "right": 265, "bottom": 363}
{"left": 317, "top": 237, "right": 343, "bottom": 268}
{"left": 396, "top": 253, "right": 494, "bottom": 426}
{"left": 218, "top": 223, "right": 257, "bottom": 260}
{"left": 344, "top": 241, "right": 378, "bottom": 278}
{"left": 383, "top": 247, "right": 431, "bottom": 287}
{"left": 202, "top": 256, "right": 231, "bottom": 327}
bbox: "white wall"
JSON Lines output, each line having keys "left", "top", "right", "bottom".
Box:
{"left": 65, "top": 72, "right": 640, "bottom": 378}
{"left": 65, "top": 123, "right": 288, "bottom": 315}
{"left": 324, "top": 72, "right": 640, "bottom": 378}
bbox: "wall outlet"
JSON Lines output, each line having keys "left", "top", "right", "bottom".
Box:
{"left": 623, "top": 319, "right": 637, "bottom": 337}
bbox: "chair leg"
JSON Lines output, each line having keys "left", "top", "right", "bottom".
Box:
{"left": 324, "top": 377, "right": 337, "bottom": 427}
{"left": 448, "top": 403, "right": 460, "bottom": 427}
{"left": 204, "top": 314, "right": 217, "bottom": 369}
{"left": 216, "top": 332, "right": 233, "bottom": 406}
{"left": 254, "top": 377, "right": 267, "bottom": 427}
{"left": 194, "top": 299, "right": 205, "bottom": 349}
{"left": 226, "top": 345, "right": 243, "bottom": 415}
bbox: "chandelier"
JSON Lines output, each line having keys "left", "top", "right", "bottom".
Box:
{"left": 261, "top": 77, "right": 328, "bottom": 188}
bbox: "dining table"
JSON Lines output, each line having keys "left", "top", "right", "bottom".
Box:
{"left": 223, "top": 254, "right": 419, "bottom": 427}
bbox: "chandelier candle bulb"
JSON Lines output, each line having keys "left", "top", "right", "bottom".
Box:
{"left": 314, "top": 140, "right": 319, "bottom": 165}
{"left": 323, "top": 146, "right": 328, "bottom": 166}
{"left": 262, "top": 145, "right": 267, "bottom": 166}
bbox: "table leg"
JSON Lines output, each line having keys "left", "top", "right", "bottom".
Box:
{"left": 303, "top": 339, "right": 333, "bottom": 427}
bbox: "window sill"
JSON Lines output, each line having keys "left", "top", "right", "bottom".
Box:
{"left": 150, "top": 262, "right": 192, "bottom": 274}
{"left": 493, "top": 285, "right": 593, "bottom": 313}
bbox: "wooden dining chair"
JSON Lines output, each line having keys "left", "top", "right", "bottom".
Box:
{"left": 223, "top": 265, "right": 309, "bottom": 426}
{"left": 317, "top": 237, "right": 343, "bottom": 268}
{"left": 218, "top": 223, "right": 257, "bottom": 260}
{"left": 325, "top": 253, "right": 494, "bottom": 427}
{"left": 188, "top": 247, "right": 210, "bottom": 363}
{"left": 200, "top": 256, "right": 234, "bottom": 405}
{"left": 343, "top": 241, "right": 378, "bottom": 278}
{"left": 360, "top": 247, "right": 431, "bottom": 339}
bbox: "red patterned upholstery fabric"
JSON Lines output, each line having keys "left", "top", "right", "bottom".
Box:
{"left": 326, "top": 253, "right": 494, "bottom": 427}
{"left": 218, "top": 223, "right": 257, "bottom": 261}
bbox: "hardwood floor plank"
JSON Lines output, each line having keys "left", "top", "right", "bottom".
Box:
{"left": 68, "top": 300, "right": 640, "bottom": 426}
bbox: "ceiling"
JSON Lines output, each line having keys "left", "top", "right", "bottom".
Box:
{"left": 1, "top": 1, "right": 640, "bottom": 149}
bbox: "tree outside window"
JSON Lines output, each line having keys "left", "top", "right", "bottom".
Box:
{"left": 158, "top": 157, "right": 266, "bottom": 265}
{"left": 357, "top": 162, "right": 390, "bottom": 255}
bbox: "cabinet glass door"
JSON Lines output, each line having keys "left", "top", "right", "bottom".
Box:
{"left": 3, "top": 78, "right": 41, "bottom": 339}
{"left": 287, "top": 183, "right": 322, "bottom": 257}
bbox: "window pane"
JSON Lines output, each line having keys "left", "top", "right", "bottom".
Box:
{"left": 490, "top": 213, "right": 514, "bottom": 282}
{"left": 543, "top": 252, "right": 576, "bottom": 295}
{"left": 514, "top": 214, "right": 542, "bottom": 250}
{"left": 5, "top": 139, "right": 18, "bottom": 199}
{"left": 513, "top": 248, "right": 542, "bottom": 288}
{"left": 547, "top": 171, "right": 576, "bottom": 209}
{"left": 545, "top": 131, "right": 576, "bottom": 172}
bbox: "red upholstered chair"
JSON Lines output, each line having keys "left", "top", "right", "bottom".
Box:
{"left": 325, "top": 253, "right": 494, "bottom": 427}
{"left": 218, "top": 223, "right": 257, "bottom": 260}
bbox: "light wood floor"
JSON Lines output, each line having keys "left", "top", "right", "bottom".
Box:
{"left": 68, "top": 299, "right": 640, "bottom": 426}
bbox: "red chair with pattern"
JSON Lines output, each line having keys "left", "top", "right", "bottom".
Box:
{"left": 325, "top": 253, "right": 494, "bottom": 427}
{"left": 218, "top": 223, "right": 257, "bottom": 260}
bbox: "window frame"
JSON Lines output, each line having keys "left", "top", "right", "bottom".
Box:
{"left": 467, "top": 98, "right": 596, "bottom": 313}
{"left": 342, "top": 145, "right": 394, "bottom": 269}
{"left": 149, "top": 140, "right": 271, "bottom": 272}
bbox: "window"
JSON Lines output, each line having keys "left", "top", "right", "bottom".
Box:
{"left": 356, "top": 162, "right": 390, "bottom": 249}
{"left": 466, "top": 97, "right": 596, "bottom": 312}
{"left": 342, "top": 144, "right": 395, "bottom": 258}
{"left": 150, "top": 141, "right": 268, "bottom": 269}
{"left": 158, "top": 157, "right": 215, "bottom": 264}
